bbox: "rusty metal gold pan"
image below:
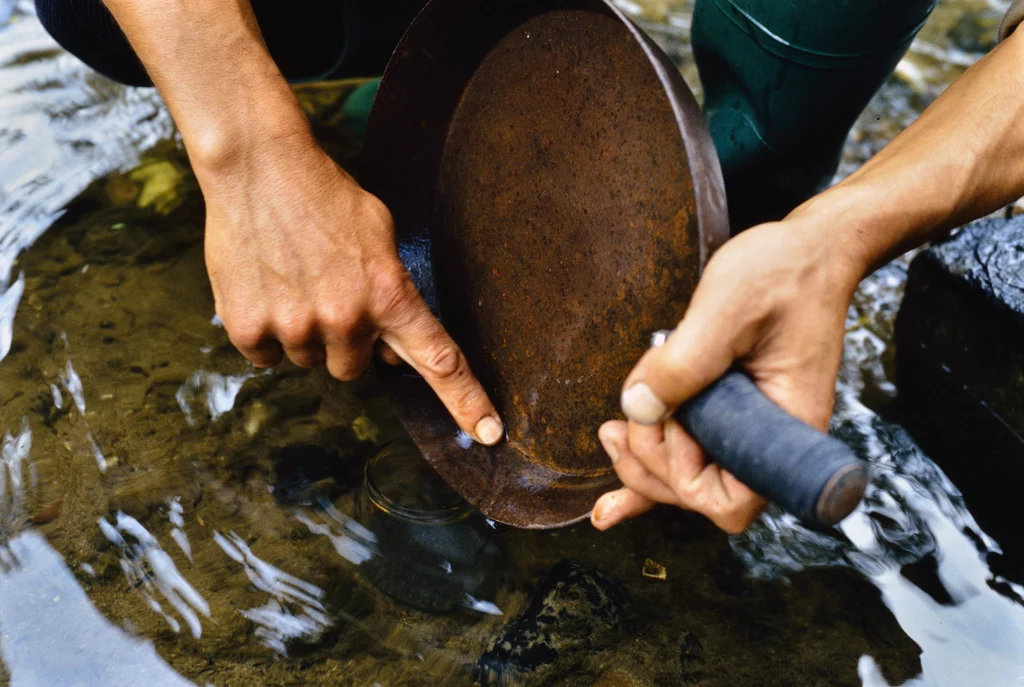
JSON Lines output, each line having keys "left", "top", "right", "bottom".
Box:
{"left": 359, "top": 0, "right": 729, "bottom": 529}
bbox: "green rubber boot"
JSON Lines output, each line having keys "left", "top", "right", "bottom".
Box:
{"left": 692, "top": 0, "right": 937, "bottom": 231}
{"left": 343, "top": 78, "right": 382, "bottom": 139}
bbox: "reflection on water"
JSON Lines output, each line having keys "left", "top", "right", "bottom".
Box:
{"left": 0, "top": 0, "right": 1021, "bottom": 685}
{"left": 0, "top": 418, "right": 32, "bottom": 538}
{"left": 0, "top": 532, "right": 199, "bottom": 687}
{"left": 99, "top": 512, "right": 210, "bottom": 639}
{"left": 0, "top": 271, "right": 22, "bottom": 363}
{"left": 176, "top": 370, "right": 256, "bottom": 426}
{"left": 214, "top": 530, "right": 332, "bottom": 654}
{"left": 0, "top": 1, "right": 171, "bottom": 319}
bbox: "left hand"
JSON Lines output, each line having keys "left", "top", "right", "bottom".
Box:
{"left": 590, "top": 218, "right": 863, "bottom": 534}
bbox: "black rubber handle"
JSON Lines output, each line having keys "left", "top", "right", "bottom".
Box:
{"left": 678, "top": 371, "right": 868, "bottom": 527}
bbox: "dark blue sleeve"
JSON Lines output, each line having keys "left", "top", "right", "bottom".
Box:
{"left": 33, "top": 0, "right": 422, "bottom": 87}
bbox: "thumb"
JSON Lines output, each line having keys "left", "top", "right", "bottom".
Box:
{"left": 620, "top": 303, "right": 738, "bottom": 425}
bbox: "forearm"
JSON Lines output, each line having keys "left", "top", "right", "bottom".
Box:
{"left": 790, "top": 24, "right": 1024, "bottom": 275}
{"left": 101, "top": 0, "right": 315, "bottom": 174}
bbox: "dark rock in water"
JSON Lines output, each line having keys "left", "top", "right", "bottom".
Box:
{"left": 895, "top": 216, "right": 1024, "bottom": 563}
{"left": 474, "top": 560, "right": 626, "bottom": 685}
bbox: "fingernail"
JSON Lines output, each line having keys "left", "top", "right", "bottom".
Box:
{"left": 592, "top": 494, "right": 616, "bottom": 527}
{"left": 598, "top": 430, "right": 620, "bottom": 464}
{"left": 475, "top": 416, "right": 505, "bottom": 445}
{"left": 621, "top": 382, "right": 669, "bottom": 425}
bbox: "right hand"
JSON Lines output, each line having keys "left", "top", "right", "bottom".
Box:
{"left": 196, "top": 131, "right": 505, "bottom": 445}
{"left": 591, "top": 218, "right": 864, "bottom": 533}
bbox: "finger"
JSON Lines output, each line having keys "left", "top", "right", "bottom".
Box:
{"left": 620, "top": 294, "right": 737, "bottom": 425}
{"left": 375, "top": 340, "right": 402, "bottom": 366}
{"left": 324, "top": 336, "right": 375, "bottom": 382}
{"left": 591, "top": 487, "right": 656, "bottom": 530}
{"left": 282, "top": 343, "right": 327, "bottom": 369}
{"left": 598, "top": 422, "right": 676, "bottom": 503}
{"left": 658, "top": 421, "right": 765, "bottom": 533}
{"left": 380, "top": 290, "right": 502, "bottom": 446}
{"left": 242, "top": 340, "right": 285, "bottom": 369}
{"left": 225, "top": 319, "right": 285, "bottom": 369}
{"left": 625, "top": 420, "right": 671, "bottom": 484}
{"left": 687, "top": 464, "right": 766, "bottom": 534}
{"left": 659, "top": 419, "right": 708, "bottom": 489}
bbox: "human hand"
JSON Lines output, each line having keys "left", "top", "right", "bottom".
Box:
{"left": 198, "top": 133, "right": 504, "bottom": 445}
{"left": 590, "top": 218, "right": 864, "bottom": 533}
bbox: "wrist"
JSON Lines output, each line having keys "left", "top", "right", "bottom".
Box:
{"left": 185, "top": 88, "right": 316, "bottom": 179}
{"left": 779, "top": 189, "right": 878, "bottom": 295}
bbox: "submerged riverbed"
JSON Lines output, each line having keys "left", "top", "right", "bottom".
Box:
{"left": 0, "top": 1, "right": 1022, "bottom": 685}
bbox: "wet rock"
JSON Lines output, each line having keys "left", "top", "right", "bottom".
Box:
{"left": 474, "top": 560, "right": 626, "bottom": 685}
{"left": 895, "top": 216, "right": 1024, "bottom": 556}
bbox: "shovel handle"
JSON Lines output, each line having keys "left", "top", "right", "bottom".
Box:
{"left": 676, "top": 371, "right": 867, "bottom": 527}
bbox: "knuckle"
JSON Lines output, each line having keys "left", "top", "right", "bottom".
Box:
{"left": 319, "top": 306, "right": 363, "bottom": 340}
{"left": 274, "top": 315, "right": 317, "bottom": 349}
{"left": 421, "top": 342, "right": 465, "bottom": 381}
{"left": 374, "top": 268, "right": 420, "bottom": 323}
{"left": 227, "top": 318, "right": 269, "bottom": 352}
{"left": 437, "top": 379, "right": 479, "bottom": 420}
{"left": 671, "top": 476, "right": 700, "bottom": 502}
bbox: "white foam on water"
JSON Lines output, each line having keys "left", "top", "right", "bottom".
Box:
{"left": 463, "top": 594, "right": 503, "bottom": 616}
{"left": 0, "top": 531, "right": 196, "bottom": 687}
{"left": 50, "top": 383, "right": 63, "bottom": 410}
{"left": 86, "top": 432, "right": 107, "bottom": 473}
{"left": 294, "top": 508, "right": 377, "bottom": 566}
{"left": 0, "top": 270, "right": 23, "bottom": 364}
{"left": 0, "top": 12, "right": 174, "bottom": 370}
{"left": 99, "top": 512, "right": 210, "bottom": 639}
{"left": 59, "top": 360, "right": 86, "bottom": 414}
{"left": 0, "top": 418, "right": 31, "bottom": 530}
{"left": 213, "top": 530, "right": 330, "bottom": 654}
{"left": 176, "top": 370, "right": 254, "bottom": 426}
{"left": 166, "top": 499, "right": 192, "bottom": 561}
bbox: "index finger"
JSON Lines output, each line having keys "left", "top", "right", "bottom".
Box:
{"left": 379, "top": 293, "right": 504, "bottom": 446}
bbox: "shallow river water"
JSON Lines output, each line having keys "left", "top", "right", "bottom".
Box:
{"left": 0, "top": 1, "right": 1022, "bottom": 686}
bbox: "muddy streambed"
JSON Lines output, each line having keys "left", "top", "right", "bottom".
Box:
{"left": 0, "top": 1, "right": 1021, "bottom": 685}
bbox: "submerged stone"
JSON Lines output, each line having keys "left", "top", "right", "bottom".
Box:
{"left": 895, "top": 215, "right": 1024, "bottom": 559}
{"left": 474, "top": 560, "right": 626, "bottom": 685}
